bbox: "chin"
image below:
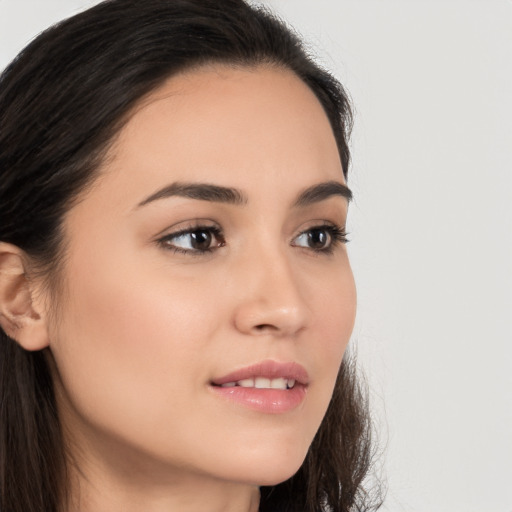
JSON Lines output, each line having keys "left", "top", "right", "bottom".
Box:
{"left": 221, "top": 442, "right": 310, "bottom": 487}
{"left": 198, "top": 412, "right": 323, "bottom": 487}
{"left": 253, "top": 464, "right": 304, "bottom": 487}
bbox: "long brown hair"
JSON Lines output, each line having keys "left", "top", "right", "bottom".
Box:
{"left": 0, "top": 1, "right": 382, "bottom": 510}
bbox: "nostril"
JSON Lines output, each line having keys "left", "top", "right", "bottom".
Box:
{"left": 254, "top": 324, "right": 276, "bottom": 332}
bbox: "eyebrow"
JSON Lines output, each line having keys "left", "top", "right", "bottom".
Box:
{"left": 137, "top": 182, "right": 247, "bottom": 207}
{"left": 293, "top": 180, "right": 352, "bottom": 207}
{"left": 136, "top": 180, "right": 352, "bottom": 208}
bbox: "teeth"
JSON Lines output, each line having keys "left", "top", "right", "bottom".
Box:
{"left": 219, "top": 377, "right": 296, "bottom": 389}
{"left": 270, "top": 378, "right": 288, "bottom": 389}
{"left": 255, "top": 377, "right": 271, "bottom": 389}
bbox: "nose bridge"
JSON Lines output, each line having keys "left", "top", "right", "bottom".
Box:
{"left": 232, "top": 235, "right": 310, "bottom": 336}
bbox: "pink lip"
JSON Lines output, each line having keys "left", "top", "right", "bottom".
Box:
{"left": 211, "top": 360, "right": 310, "bottom": 386}
{"left": 209, "top": 360, "right": 309, "bottom": 414}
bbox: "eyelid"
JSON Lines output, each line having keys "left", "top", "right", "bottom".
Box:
{"left": 153, "top": 218, "right": 220, "bottom": 240}
{"left": 292, "top": 219, "right": 347, "bottom": 239}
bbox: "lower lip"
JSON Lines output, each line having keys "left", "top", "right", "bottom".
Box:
{"left": 209, "top": 384, "right": 307, "bottom": 414}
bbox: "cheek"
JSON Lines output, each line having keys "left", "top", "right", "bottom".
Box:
{"left": 308, "top": 261, "right": 356, "bottom": 402}
{"left": 326, "top": 272, "right": 356, "bottom": 360}
{"left": 314, "top": 254, "right": 356, "bottom": 336}
{"left": 48, "top": 248, "right": 221, "bottom": 443}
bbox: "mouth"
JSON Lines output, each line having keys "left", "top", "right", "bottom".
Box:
{"left": 212, "top": 377, "right": 297, "bottom": 390}
{"left": 209, "top": 360, "right": 309, "bottom": 414}
{"left": 210, "top": 359, "right": 309, "bottom": 388}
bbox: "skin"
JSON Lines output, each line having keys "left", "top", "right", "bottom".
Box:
{"left": 34, "top": 65, "right": 355, "bottom": 511}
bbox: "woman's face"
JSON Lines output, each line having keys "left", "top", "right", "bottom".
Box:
{"left": 47, "top": 65, "right": 356, "bottom": 487}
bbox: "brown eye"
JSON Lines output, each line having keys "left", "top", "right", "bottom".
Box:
{"left": 159, "top": 226, "right": 225, "bottom": 254}
{"left": 189, "top": 229, "right": 214, "bottom": 250}
{"left": 306, "top": 228, "right": 330, "bottom": 250}
{"left": 292, "top": 225, "right": 348, "bottom": 253}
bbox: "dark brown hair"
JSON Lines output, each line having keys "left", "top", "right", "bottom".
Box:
{"left": 0, "top": 1, "right": 382, "bottom": 511}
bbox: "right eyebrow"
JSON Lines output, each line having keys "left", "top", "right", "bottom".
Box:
{"left": 136, "top": 182, "right": 248, "bottom": 208}
{"left": 293, "top": 181, "right": 352, "bottom": 207}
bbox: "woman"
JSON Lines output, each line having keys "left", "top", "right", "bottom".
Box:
{"left": 0, "top": 1, "right": 380, "bottom": 511}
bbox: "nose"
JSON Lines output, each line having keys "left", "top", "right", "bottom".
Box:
{"left": 232, "top": 246, "right": 310, "bottom": 338}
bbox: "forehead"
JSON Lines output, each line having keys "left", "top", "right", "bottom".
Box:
{"left": 93, "top": 64, "right": 345, "bottom": 209}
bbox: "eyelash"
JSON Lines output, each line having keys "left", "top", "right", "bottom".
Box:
{"left": 294, "top": 224, "right": 349, "bottom": 255}
{"left": 156, "top": 223, "right": 348, "bottom": 256}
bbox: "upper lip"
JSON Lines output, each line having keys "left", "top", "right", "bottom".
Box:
{"left": 211, "top": 360, "right": 310, "bottom": 386}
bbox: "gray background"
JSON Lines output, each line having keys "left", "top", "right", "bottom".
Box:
{"left": 1, "top": 1, "right": 511, "bottom": 511}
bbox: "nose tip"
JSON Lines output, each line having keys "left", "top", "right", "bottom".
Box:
{"left": 234, "top": 302, "right": 307, "bottom": 337}
{"left": 232, "top": 259, "right": 310, "bottom": 338}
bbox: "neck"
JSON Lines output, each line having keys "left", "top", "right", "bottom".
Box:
{"left": 63, "top": 461, "right": 261, "bottom": 512}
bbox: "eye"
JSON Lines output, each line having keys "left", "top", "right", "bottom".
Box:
{"left": 157, "top": 225, "right": 225, "bottom": 255}
{"left": 292, "top": 224, "right": 348, "bottom": 253}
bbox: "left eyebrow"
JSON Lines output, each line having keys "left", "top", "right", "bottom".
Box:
{"left": 293, "top": 181, "right": 352, "bottom": 207}
{"left": 137, "top": 182, "right": 248, "bottom": 208}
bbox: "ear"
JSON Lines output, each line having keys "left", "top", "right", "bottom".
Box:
{"left": 0, "top": 242, "right": 49, "bottom": 351}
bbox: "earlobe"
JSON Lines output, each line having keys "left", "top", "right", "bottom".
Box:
{"left": 0, "top": 243, "right": 49, "bottom": 351}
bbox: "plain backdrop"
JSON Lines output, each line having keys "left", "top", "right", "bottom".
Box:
{"left": 1, "top": 1, "right": 511, "bottom": 511}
